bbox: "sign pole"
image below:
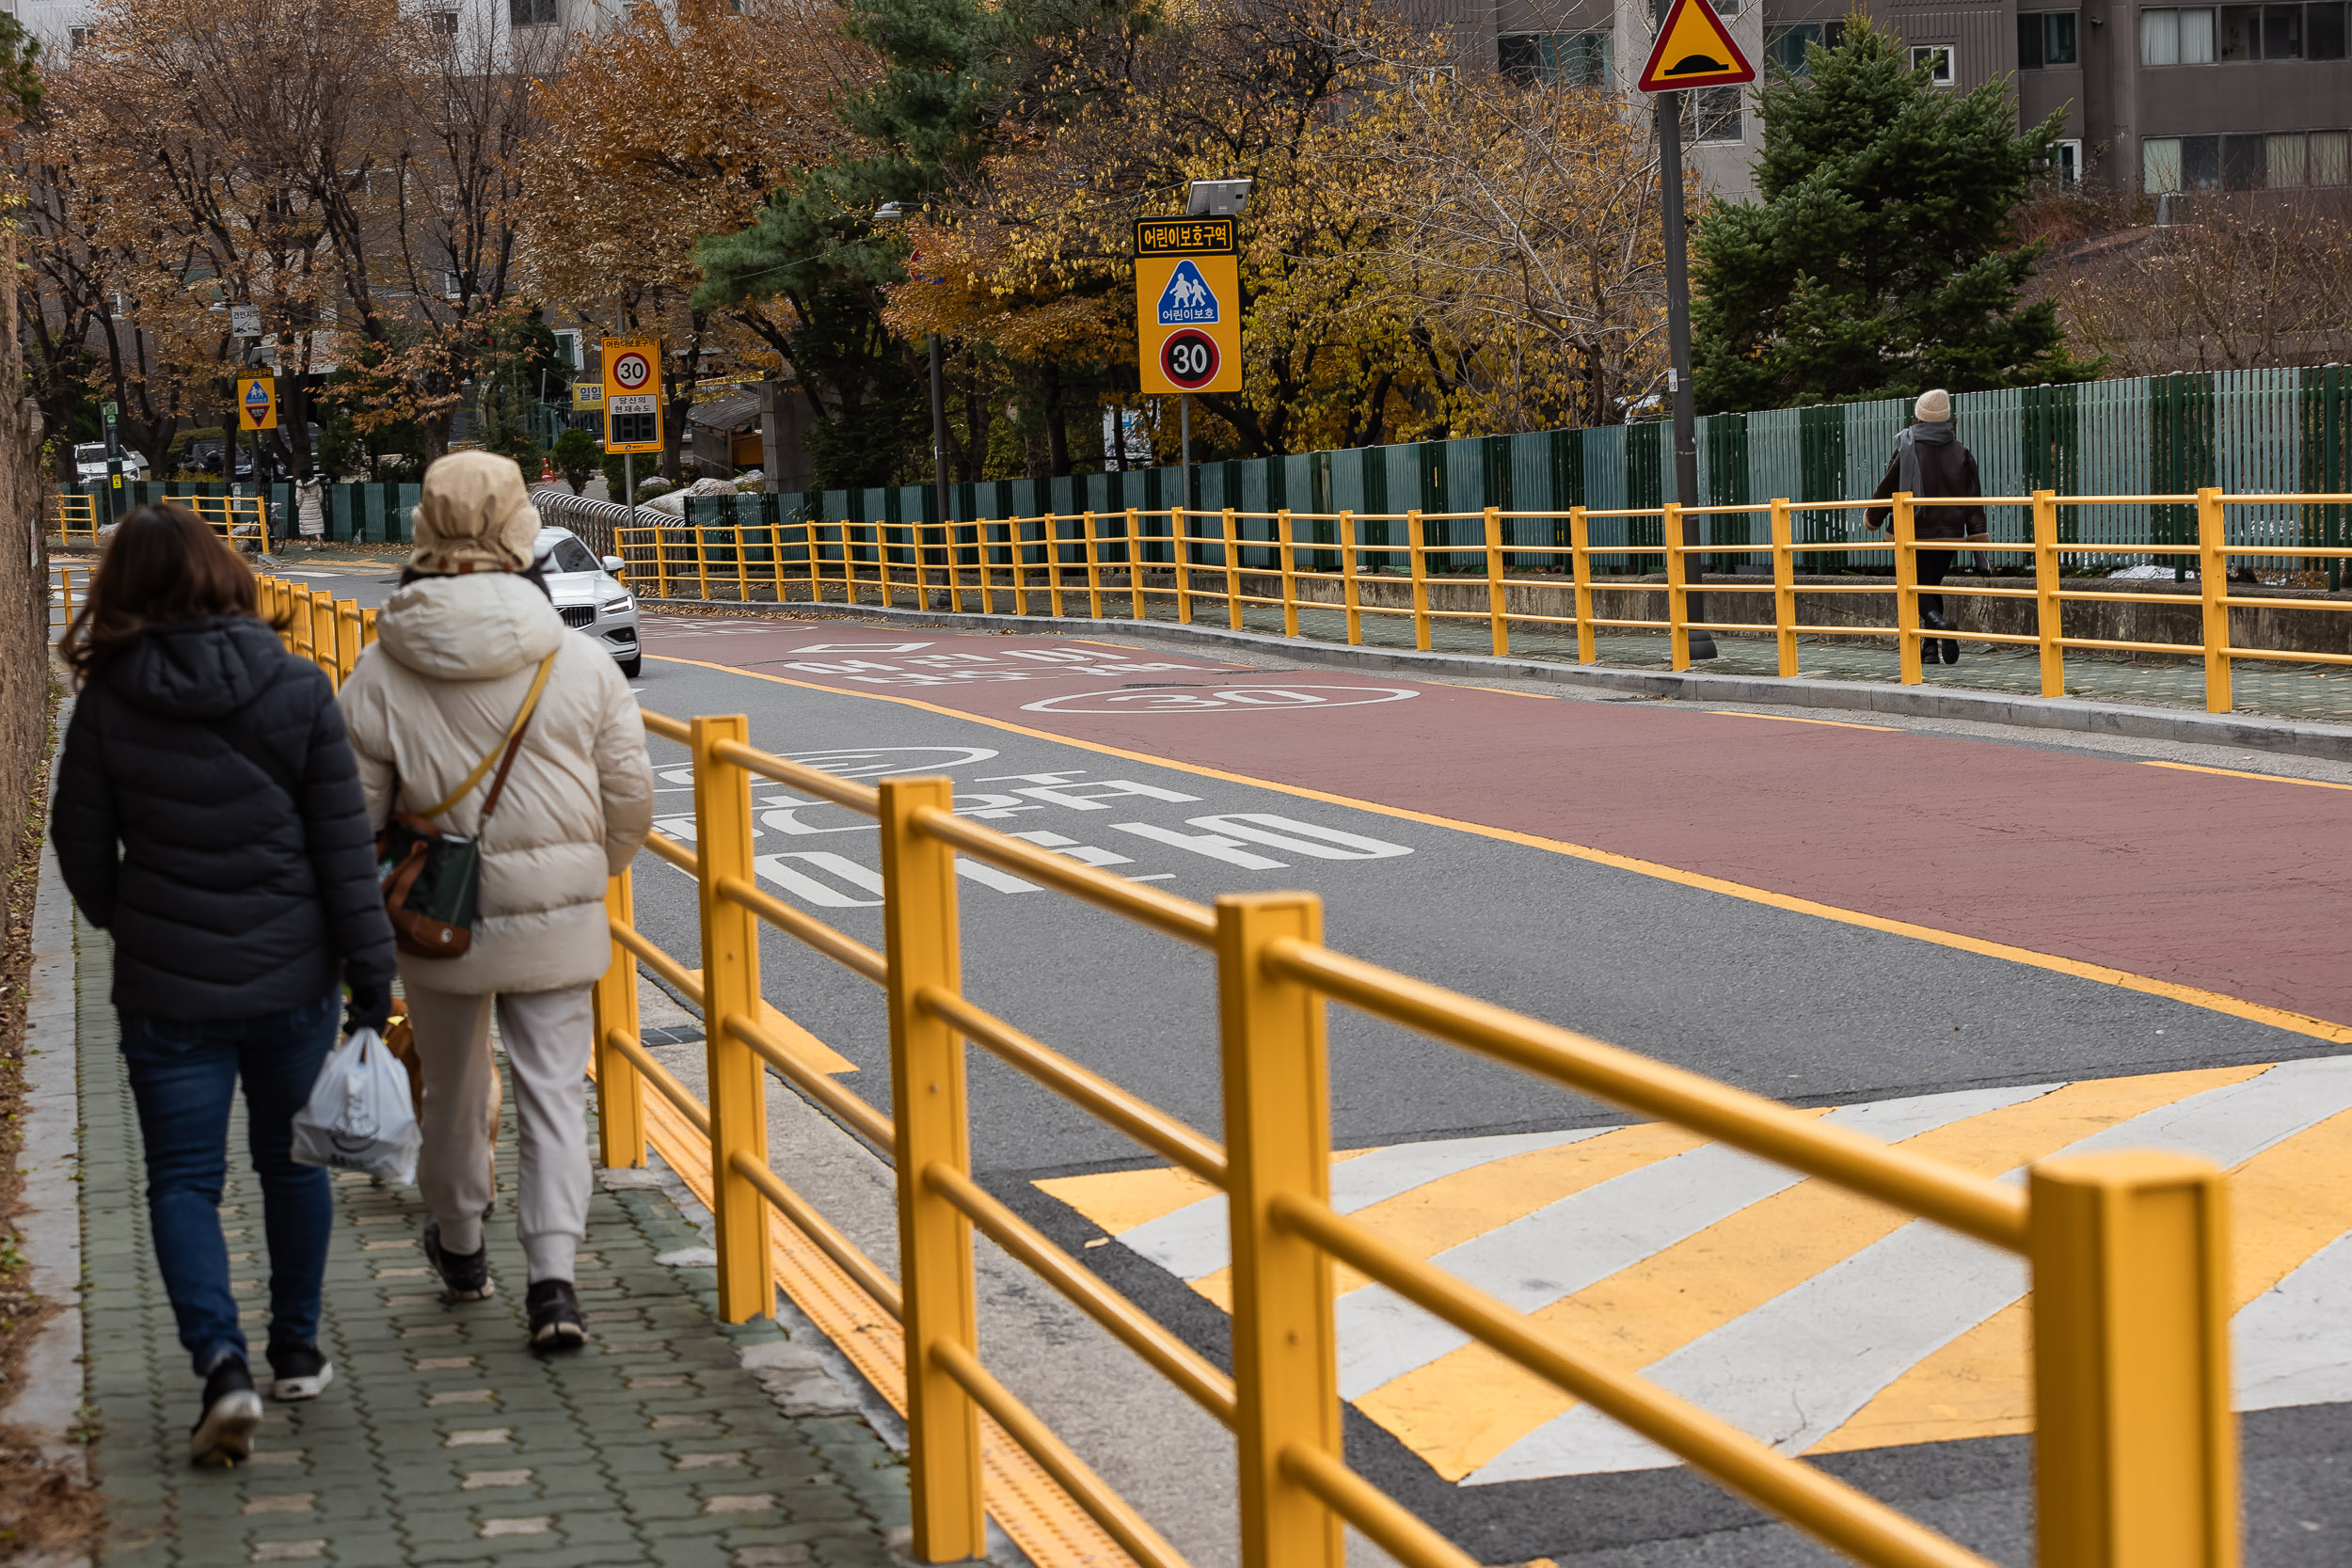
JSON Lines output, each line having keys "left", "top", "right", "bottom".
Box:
{"left": 1657, "top": 89, "right": 1715, "bottom": 662}
{"left": 1180, "top": 393, "right": 1192, "bottom": 519}
{"left": 1638, "top": 0, "right": 1753, "bottom": 662}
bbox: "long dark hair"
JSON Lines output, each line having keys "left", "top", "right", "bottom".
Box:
{"left": 59, "top": 504, "right": 276, "bottom": 678}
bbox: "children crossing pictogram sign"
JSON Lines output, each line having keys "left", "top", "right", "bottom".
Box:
{"left": 1636, "top": 0, "right": 1756, "bottom": 91}
{"left": 1156, "top": 261, "right": 1220, "bottom": 325}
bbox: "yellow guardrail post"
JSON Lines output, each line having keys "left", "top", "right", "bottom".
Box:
{"left": 1221, "top": 506, "right": 1244, "bottom": 630}
{"left": 1174, "top": 511, "right": 1194, "bottom": 625}
{"left": 1892, "top": 493, "right": 1923, "bottom": 684}
{"left": 2033, "top": 490, "right": 2064, "bottom": 697}
{"left": 1663, "top": 503, "right": 1689, "bottom": 673}
{"left": 1125, "top": 507, "right": 1145, "bottom": 620}
{"left": 1217, "top": 892, "right": 1343, "bottom": 1568}
{"left": 1339, "top": 512, "right": 1360, "bottom": 645}
{"left": 1082, "top": 510, "right": 1104, "bottom": 618}
{"left": 360, "top": 607, "right": 377, "bottom": 648}
{"left": 801, "top": 517, "right": 820, "bottom": 606}
{"left": 695, "top": 522, "right": 713, "bottom": 603}
{"left": 1278, "top": 508, "right": 1299, "bottom": 639}
{"left": 691, "top": 714, "right": 772, "bottom": 1322}
{"left": 1045, "top": 516, "right": 1066, "bottom": 618}
{"left": 1770, "top": 498, "right": 1798, "bottom": 677}
{"left": 1406, "top": 509, "right": 1431, "bottom": 651}
{"left": 337, "top": 599, "right": 362, "bottom": 683}
{"left": 2196, "top": 487, "right": 2232, "bottom": 713}
{"left": 593, "top": 867, "right": 647, "bottom": 1168}
{"left": 735, "top": 522, "right": 751, "bottom": 604}
{"left": 1570, "top": 505, "right": 1596, "bottom": 664}
{"left": 1483, "top": 505, "right": 1509, "bottom": 657}
{"left": 880, "top": 778, "right": 987, "bottom": 1563}
{"left": 2028, "top": 1151, "right": 2237, "bottom": 1568}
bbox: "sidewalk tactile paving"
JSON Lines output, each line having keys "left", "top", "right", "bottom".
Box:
{"left": 75, "top": 912, "right": 915, "bottom": 1567}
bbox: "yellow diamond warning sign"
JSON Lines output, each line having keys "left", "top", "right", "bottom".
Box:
{"left": 1636, "top": 0, "right": 1756, "bottom": 91}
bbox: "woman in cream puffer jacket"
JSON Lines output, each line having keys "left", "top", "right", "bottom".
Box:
{"left": 339, "top": 451, "right": 653, "bottom": 1350}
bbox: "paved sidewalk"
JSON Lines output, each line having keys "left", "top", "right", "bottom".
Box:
{"left": 72, "top": 915, "right": 914, "bottom": 1568}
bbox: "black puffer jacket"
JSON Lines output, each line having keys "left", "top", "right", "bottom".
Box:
{"left": 52, "top": 615, "right": 395, "bottom": 1020}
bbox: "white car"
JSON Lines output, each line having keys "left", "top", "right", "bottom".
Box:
{"left": 535, "top": 526, "right": 642, "bottom": 678}
{"left": 73, "top": 443, "right": 149, "bottom": 483}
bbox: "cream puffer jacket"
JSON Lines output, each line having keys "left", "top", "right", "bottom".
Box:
{"left": 339, "top": 572, "right": 654, "bottom": 995}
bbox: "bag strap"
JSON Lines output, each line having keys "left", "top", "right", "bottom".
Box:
{"left": 419, "top": 651, "right": 557, "bottom": 822}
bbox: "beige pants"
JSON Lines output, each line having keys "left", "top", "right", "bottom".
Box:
{"left": 404, "top": 985, "right": 593, "bottom": 1285}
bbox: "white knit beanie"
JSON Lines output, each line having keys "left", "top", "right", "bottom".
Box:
{"left": 1915, "top": 388, "right": 1953, "bottom": 423}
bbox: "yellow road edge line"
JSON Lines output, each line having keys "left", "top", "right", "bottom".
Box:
{"left": 645, "top": 653, "right": 2352, "bottom": 1047}
{"left": 2143, "top": 759, "right": 2352, "bottom": 791}
{"left": 1706, "top": 710, "right": 1898, "bottom": 732}
{"left": 612, "top": 1066, "right": 1136, "bottom": 1568}
{"left": 1449, "top": 684, "right": 1558, "bottom": 700}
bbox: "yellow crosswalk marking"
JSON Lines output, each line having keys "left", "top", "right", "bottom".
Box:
{"left": 1356, "top": 1066, "right": 2259, "bottom": 1480}
{"left": 1815, "top": 1099, "right": 2352, "bottom": 1453}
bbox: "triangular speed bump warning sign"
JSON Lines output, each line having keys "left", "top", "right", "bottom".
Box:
{"left": 1636, "top": 0, "right": 1756, "bottom": 92}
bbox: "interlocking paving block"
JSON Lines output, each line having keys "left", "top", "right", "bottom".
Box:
{"left": 75, "top": 912, "right": 917, "bottom": 1567}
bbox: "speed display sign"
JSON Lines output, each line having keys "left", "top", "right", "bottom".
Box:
{"left": 599, "top": 335, "right": 662, "bottom": 454}
{"left": 1135, "top": 217, "right": 1241, "bottom": 395}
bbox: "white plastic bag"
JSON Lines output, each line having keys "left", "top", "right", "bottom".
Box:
{"left": 291, "top": 1028, "right": 421, "bottom": 1184}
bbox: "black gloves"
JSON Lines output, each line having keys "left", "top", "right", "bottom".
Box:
{"left": 345, "top": 980, "right": 393, "bottom": 1039}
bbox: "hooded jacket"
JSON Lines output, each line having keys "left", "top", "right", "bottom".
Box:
{"left": 337, "top": 571, "right": 654, "bottom": 995}
{"left": 1866, "top": 425, "right": 1986, "bottom": 540}
{"left": 51, "top": 615, "right": 395, "bottom": 1020}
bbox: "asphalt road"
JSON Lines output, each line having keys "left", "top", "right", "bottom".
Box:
{"left": 605, "top": 611, "right": 2352, "bottom": 1568}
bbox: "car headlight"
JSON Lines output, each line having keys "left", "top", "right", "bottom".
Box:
{"left": 600, "top": 594, "right": 634, "bottom": 614}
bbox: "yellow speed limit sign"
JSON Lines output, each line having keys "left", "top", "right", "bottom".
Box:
{"left": 600, "top": 335, "right": 661, "bottom": 454}
{"left": 1135, "top": 217, "right": 1240, "bottom": 395}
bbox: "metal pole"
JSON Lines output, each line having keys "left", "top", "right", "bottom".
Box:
{"left": 1655, "top": 13, "right": 1716, "bottom": 662}
{"left": 1181, "top": 391, "right": 1193, "bottom": 511}
{"left": 929, "top": 332, "right": 950, "bottom": 529}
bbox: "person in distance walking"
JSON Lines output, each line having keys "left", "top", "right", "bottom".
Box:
{"left": 1867, "top": 388, "right": 1987, "bottom": 667}
{"left": 338, "top": 452, "right": 652, "bottom": 1351}
{"left": 53, "top": 505, "right": 395, "bottom": 1465}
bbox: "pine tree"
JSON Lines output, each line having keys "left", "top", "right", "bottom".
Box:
{"left": 1690, "top": 18, "right": 2099, "bottom": 413}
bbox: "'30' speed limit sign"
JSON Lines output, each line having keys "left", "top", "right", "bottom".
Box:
{"left": 1135, "top": 219, "right": 1241, "bottom": 395}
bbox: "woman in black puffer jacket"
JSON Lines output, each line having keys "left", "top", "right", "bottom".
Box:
{"left": 51, "top": 504, "right": 394, "bottom": 1467}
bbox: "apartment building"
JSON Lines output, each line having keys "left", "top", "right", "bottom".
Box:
{"left": 1479, "top": 0, "right": 2352, "bottom": 197}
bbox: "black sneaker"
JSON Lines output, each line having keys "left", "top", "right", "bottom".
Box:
{"left": 189, "top": 1356, "right": 262, "bottom": 1466}
{"left": 266, "top": 1339, "right": 335, "bottom": 1402}
{"left": 525, "top": 1279, "right": 586, "bottom": 1353}
{"left": 423, "top": 1216, "right": 494, "bottom": 1303}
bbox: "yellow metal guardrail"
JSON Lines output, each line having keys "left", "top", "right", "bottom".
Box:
{"left": 620, "top": 488, "right": 2352, "bottom": 715}
{"left": 255, "top": 573, "right": 374, "bottom": 689}
{"left": 52, "top": 492, "right": 271, "bottom": 554}
{"left": 573, "top": 708, "right": 2241, "bottom": 1568}
{"left": 50, "top": 492, "right": 98, "bottom": 544}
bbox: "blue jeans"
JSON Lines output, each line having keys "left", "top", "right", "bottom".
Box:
{"left": 118, "top": 992, "right": 340, "bottom": 1377}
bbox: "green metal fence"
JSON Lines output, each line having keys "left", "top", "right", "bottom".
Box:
{"left": 58, "top": 368, "right": 2352, "bottom": 579}
{"left": 674, "top": 367, "right": 2352, "bottom": 579}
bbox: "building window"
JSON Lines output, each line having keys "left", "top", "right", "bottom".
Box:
{"left": 1765, "top": 21, "right": 1845, "bottom": 73}
{"left": 2018, "top": 10, "right": 2079, "bottom": 65}
{"left": 2161, "top": 1, "right": 2351, "bottom": 58}
{"left": 68, "top": 24, "right": 91, "bottom": 47}
{"left": 1498, "top": 30, "right": 1613, "bottom": 87}
{"left": 509, "top": 0, "right": 558, "bottom": 25}
{"left": 2143, "top": 137, "right": 2182, "bottom": 192}
{"left": 2318, "top": 129, "right": 2352, "bottom": 183}
{"left": 427, "top": 8, "right": 459, "bottom": 32}
{"left": 2052, "top": 139, "right": 2083, "bottom": 182}
{"left": 1909, "top": 43, "right": 1957, "bottom": 83}
{"left": 1690, "top": 86, "right": 1744, "bottom": 142}
{"left": 2142, "top": 7, "right": 2218, "bottom": 62}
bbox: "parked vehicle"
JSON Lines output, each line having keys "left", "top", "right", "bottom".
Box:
{"left": 535, "top": 526, "right": 641, "bottom": 678}
{"left": 74, "top": 444, "right": 151, "bottom": 483}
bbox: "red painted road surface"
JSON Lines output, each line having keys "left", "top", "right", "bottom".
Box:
{"left": 644, "top": 618, "right": 2352, "bottom": 1026}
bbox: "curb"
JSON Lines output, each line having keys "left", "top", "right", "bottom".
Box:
{"left": 643, "top": 596, "right": 2352, "bottom": 763}
{"left": 7, "top": 707, "right": 86, "bottom": 1478}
